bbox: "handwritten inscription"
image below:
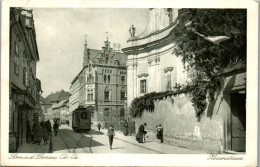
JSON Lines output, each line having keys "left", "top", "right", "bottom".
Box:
{"left": 9, "top": 153, "right": 79, "bottom": 159}
{"left": 207, "top": 154, "right": 244, "bottom": 160}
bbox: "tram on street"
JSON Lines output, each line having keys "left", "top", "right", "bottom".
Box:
{"left": 72, "top": 106, "right": 94, "bottom": 132}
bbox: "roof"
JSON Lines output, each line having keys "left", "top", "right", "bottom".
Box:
{"left": 44, "top": 90, "right": 70, "bottom": 104}
{"left": 216, "top": 61, "right": 246, "bottom": 76}
{"left": 52, "top": 100, "right": 67, "bottom": 109}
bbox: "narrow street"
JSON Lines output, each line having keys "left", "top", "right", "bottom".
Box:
{"left": 52, "top": 125, "right": 204, "bottom": 154}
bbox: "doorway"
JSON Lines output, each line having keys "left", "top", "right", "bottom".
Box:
{"left": 230, "top": 91, "right": 246, "bottom": 152}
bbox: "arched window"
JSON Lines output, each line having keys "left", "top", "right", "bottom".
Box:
{"left": 120, "top": 87, "right": 126, "bottom": 100}
{"left": 104, "top": 86, "right": 111, "bottom": 102}
{"left": 105, "top": 57, "right": 109, "bottom": 64}
{"left": 88, "top": 74, "right": 94, "bottom": 83}
{"left": 121, "top": 76, "right": 125, "bottom": 85}
{"left": 104, "top": 75, "right": 107, "bottom": 83}
{"left": 108, "top": 75, "right": 111, "bottom": 83}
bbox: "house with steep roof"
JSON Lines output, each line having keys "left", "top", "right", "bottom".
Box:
{"left": 69, "top": 38, "right": 127, "bottom": 125}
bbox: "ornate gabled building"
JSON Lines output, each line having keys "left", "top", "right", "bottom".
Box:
{"left": 9, "top": 8, "right": 42, "bottom": 152}
{"left": 69, "top": 38, "right": 127, "bottom": 125}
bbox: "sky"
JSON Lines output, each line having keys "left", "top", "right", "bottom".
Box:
{"left": 33, "top": 8, "right": 149, "bottom": 97}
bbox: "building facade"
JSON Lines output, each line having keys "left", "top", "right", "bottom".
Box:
{"left": 122, "top": 8, "right": 246, "bottom": 153}
{"left": 9, "top": 8, "right": 42, "bottom": 152}
{"left": 69, "top": 39, "right": 127, "bottom": 125}
{"left": 122, "top": 8, "right": 187, "bottom": 115}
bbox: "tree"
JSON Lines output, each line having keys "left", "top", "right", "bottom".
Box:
{"left": 172, "top": 9, "right": 247, "bottom": 117}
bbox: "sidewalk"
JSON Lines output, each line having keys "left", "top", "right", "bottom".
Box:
{"left": 98, "top": 128, "right": 205, "bottom": 154}
{"left": 17, "top": 141, "right": 50, "bottom": 153}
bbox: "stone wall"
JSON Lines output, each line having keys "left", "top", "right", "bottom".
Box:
{"left": 135, "top": 91, "right": 227, "bottom": 153}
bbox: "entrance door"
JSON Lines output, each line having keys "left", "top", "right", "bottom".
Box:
{"left": 230, "top": 92, "right": 246, "bottom": 152}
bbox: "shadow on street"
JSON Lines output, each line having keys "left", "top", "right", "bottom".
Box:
{"left": 52, "top": 129, "right": 104, "bottom": 152}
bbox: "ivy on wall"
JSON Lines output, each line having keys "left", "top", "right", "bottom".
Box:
{"left": 129, "top": 9, "right": 245, "bottom": 119}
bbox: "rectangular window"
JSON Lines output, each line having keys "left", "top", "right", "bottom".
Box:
{"left": 90, "top": 93, "right": 94, "bottom": 100}
{"left": 87, "top": 94, "right": 90, "bottom": 100}
{"left": 166, "top": 74, "right": 172, "bottom": 90}
{"left": 140, "top": 80, "right": 146, "bottom": 93}
{"left": 104, "top": 91, "right": 110, "bottom": 101}
{"left": 104, "top": 108, "right": 109, "bottom": 117}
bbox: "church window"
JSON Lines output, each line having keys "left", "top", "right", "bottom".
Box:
{"left": 166, "top": 74, "right": 172, "bottom": 90}
{"left": 140, "top": 80, "right": 146, "bottom": 93}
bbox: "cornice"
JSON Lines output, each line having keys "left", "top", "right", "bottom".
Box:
{"left": 164, "top": 67, "right": 174, "bottom": 73}
{"left": 138, "top": 73, "right": 149, "bottom": 78}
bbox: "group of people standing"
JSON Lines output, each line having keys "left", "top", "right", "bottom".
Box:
{"left": 101, "top": 120, "right": 164, "bottom": 150}
{"left": 26, "top": 119, "right": 61, "bottom": 145}
{"left": 136, "top": 123, "right": 163, "bottom": 143}
{"left": 26, "top": 119, "right": 52, "bottom": 145}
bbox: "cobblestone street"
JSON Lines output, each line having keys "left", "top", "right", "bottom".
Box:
{"left": 49, "top": 125, "right": 205, "bottom": 154}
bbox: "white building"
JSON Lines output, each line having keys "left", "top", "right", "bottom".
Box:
{"left": 122, "top": 8, "right": 188, "bottom": 110}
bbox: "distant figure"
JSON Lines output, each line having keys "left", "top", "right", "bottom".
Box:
{"left": 136, "top": 123, "right": 147, "bottom": 143}
{"left": 66, "top": 120, "right": 70, "bottom": 127}
{"left": 43, "top": 125, "right": 49, "bottom": 145}
{"left": 33, "top": 122, "right": 43, "bottom": 145}
{"left": 156, "top": 124, "right": 163, "bottom": 143}
{"left": 53, "top": 120, "right": 60, "bottom": 136}
{"left": 26, "top": 121, "right": 31, "bottom": 143}
{"left": 107, "top": 125, "right": 115, "bottom": 150}
{"left": 123, "top": 120, "right": 128, "bottom": 136}
{"left": 97, "top": 122, "right": 101, "bottom": 132}
{"left": 129, "top": 24, "right": 136, "bottom": 37}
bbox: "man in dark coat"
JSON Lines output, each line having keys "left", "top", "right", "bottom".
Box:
{"left": 53, "top": 120, "right": 60, "bottom": 136}
{"left": 107, "top": 125, "right": 115, "bottom": 150}
{"left": 136, "top": 123, "right": 147, "bottom": 143}
{"left": 45, "top": 120, "right": 52, "bottom": 133}
{"left": 97, "top": 122, "right": 101, "bottom": 132}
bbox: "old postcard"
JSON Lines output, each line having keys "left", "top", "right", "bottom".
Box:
{"left": 1, "top": 0, "right": 258, "bottom": 166}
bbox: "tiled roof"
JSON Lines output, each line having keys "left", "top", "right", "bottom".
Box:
{"left": 44, "top": 90, "right": 70, "bottom": 104}
{"left": 215, "top": 61, "right": 246, "bottom": 76}
{"left": 52, "top": 100, "right": 67, "bottom": 109}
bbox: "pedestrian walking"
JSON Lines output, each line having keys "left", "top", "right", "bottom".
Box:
{"left": 97, "top": 122, "right": 101, "bottom": 132}
{"left": 107, "top": 125, "right": 115, "bottom": 150}
{"left": 53, "top": 120, "right": 60, "bottom": 136}
{"left": 43, "top": 125, "right": 49, "bottom": 145}
{"left": 123, "top": 120, "right": 128, "bottom": 136}
{"left": 156, "top": 124, "right": 163, "bottom": 143}
{"left": 33, "top": 122, "right": 43, "bottom": 145}
{"left": 26, "top": 121, "right": 31, "bottom": 143}
{"left": 136, "top": 123, "right": 147, "bottom": 143}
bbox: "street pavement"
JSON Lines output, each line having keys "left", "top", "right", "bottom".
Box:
{"left": 17, "top": 140, "right": 50, "bottom": 153}
{"left": 51, "top": 124, "right": 205, "bottom": 154}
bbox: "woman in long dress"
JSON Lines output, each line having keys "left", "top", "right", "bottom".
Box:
{"left": 33, "top": 122, "right": 43, "bottom": 145}
{"left": 136, "top": 123, "right": 147, "bottom": 143}
{"left": 123, "top": 120, "right": 128, "bottom": 136}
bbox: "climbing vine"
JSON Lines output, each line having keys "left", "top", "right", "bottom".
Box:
{"left": 129, "top": 9, "right": 246, "bottom": 119}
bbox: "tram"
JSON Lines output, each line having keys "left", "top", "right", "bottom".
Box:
{"left": 72, "top": 106, "right": 94, "bottom": 132}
